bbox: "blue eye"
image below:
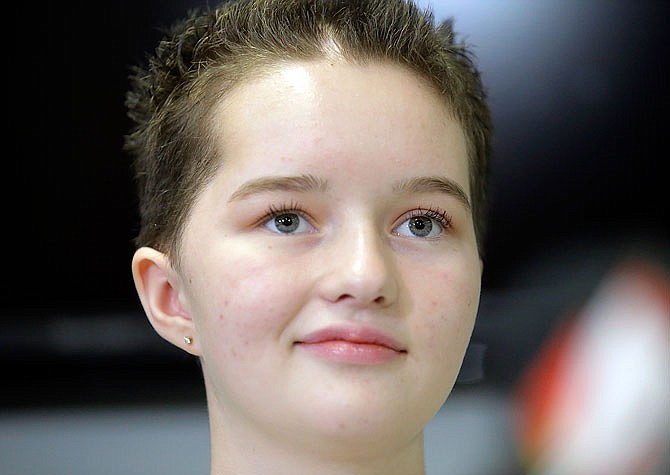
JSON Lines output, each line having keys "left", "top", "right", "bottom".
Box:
{"left": 264, "top": 212, "right": 315, "bottom": 234}
{"left": 393, "top": 208, "right": 452, "bottom": 238}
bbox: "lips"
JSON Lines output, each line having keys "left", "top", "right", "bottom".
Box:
{"left": 294, "top": 326, "right": 406, "bottom": 364}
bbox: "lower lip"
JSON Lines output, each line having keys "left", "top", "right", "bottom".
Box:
{"left": 295, "top": 341, "right": 403, "bottom": 364}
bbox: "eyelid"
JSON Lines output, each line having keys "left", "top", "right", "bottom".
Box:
{"left": 260, "top": 201, "right": 318, "bottom": 234}
{"left": 255, "top": 203, "right": 452, "bottom": 236}
{"left": 392, "top": 206, "right": 453, "bottom": 236}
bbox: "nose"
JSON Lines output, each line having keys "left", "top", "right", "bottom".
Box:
{"left": 317, "top": 223, "right": 398, "bottom": 308}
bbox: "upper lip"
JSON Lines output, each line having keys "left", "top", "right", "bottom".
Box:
{"left": 295, "top": 325, "right": 406, "bottom": 352}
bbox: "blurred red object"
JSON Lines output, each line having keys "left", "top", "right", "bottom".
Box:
{"left": 514, "top": 259, "right": 670, "bottom": 475}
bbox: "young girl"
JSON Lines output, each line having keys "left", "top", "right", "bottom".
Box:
{"left": 125, "top": 0, "right": 492, "bottom": 473}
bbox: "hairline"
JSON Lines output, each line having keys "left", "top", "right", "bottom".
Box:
{"left": 157, "top": 23, "right": 487, "bottom": 268}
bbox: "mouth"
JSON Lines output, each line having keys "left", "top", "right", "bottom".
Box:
{"left": 294, "top": 326, "right": 407, "bottom": 365}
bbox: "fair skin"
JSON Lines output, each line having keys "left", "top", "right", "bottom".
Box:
{"left": 132, "top": 59, "right": 482, "bottom": 475}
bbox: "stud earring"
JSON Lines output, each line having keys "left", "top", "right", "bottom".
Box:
{"left": 183, "top": 336, "right": 193, "bottom": 345}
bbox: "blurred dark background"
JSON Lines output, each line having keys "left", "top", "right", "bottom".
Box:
{"left": 5, "top": 0, "right": 668, "bottom": 428}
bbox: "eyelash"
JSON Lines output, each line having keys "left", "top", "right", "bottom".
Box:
{"left": 260, "top": 202, "right": 452, "bottom": 232}
{"left": 403, "top": 206, "right": 453, "bottom": 231}
{"left": 262, "top": 200, "right": 309, "bottom": 221}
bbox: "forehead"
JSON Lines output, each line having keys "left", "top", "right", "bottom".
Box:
{"left": 207, "top": 60, "right": 469, "bottom": 192}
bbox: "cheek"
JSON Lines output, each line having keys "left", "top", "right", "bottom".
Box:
{"left": 412, "top": 263, "right": 481, "bottom": 352}
{"left": 189, "top": 254, "right": 308, "bottom": 358}
{"left": 404, "top": 261, "right": 481, "bottom": 408}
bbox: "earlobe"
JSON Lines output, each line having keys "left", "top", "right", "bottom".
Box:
{"left": 131, "top": 247, "right": 201, "bottom": 356}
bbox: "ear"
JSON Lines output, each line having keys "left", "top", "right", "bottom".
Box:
{"left": 132, "top": 247, "right": 201, "bottom": 356}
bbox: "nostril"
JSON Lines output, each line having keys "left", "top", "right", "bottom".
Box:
{"left": 335, "top": 293, "right": 354, "bottom": 303}
{"left": 334, "top": 293, "right": 386, "bottom": 305}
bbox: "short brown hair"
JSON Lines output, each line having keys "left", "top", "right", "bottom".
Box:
{"left": 125, "top": 0, "right": 492, "bottom": 262}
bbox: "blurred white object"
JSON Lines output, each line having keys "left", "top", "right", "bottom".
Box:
{"left": 515, "top": 260, "right": 670, "bottom": 475}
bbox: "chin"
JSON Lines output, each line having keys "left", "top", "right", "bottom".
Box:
{"left": 292, "top": 386, "right": 438, "bottom": 448}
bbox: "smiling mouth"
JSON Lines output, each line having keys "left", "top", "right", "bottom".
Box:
{"left": 294, "top": 327, "right": 406, "bottom": 365}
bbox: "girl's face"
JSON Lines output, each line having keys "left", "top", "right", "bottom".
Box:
{"left": 177, "top": 60, "right": 482, "bottom": 453}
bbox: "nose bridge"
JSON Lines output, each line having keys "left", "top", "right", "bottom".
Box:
{"left": 322, "top": 215, "right": 398, "bottom": 306}
{"left": 350, "top": 224, "right": 386, "bottom": 277}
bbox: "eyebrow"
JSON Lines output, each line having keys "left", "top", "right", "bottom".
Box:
{"left": 228, "top": 174, "right": 328, "bottom": 202}
{"left": 228, "top": 173, "right": 471, "bottom": 211}
{"left": 392, "top": 176, "right": 472, "bottom": 212}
